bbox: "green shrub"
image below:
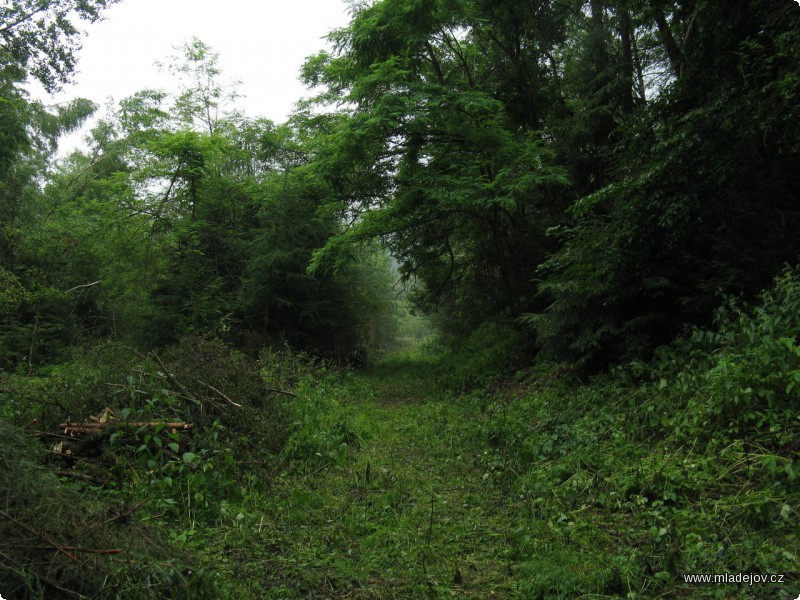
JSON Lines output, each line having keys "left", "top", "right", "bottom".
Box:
{"left": 0, "top": 341, "right": 136, "bottom": 425}
{"left": 501, "top": 269, "right": 800, "bottom": 597}
{"left": 280, "top": 368, "right": 362, "bottom": 473}
{"left": 639, "top": 266, "right": 800, "bottom": 447}
{"left": 430, "top": 321, "right": 527, "bottom": 391}
{"left": 105, "top": 376, "right": 241, "bottom": 527}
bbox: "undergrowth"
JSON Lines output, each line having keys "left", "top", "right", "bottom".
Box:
{"left": 0, "top": 338, "right": 299, "bottom": 598}
{"left": 199, "top": 267, "right": 800, "bottom": 598}
{"left": 481, "top": 267, "right": 800, "bottom": 598}
{"left": 0, "top": 419, "right": 216, "bottom": 599}
{"left": 1, "top": 269, "right": 798, "bottom": 598}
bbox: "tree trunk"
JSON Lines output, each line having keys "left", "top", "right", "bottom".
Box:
{"left": 618, "top": 3, "right": 635, "bottom": 115}
{"left": 632, "top": 29, "right": 647, "bottom": 103}
{"left": 653, "top": 7, "right": 683, "bottom": 79}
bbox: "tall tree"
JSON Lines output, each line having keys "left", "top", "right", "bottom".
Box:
{"left": 0, "top": 0, "right": 121, "bottom": 92}
{"left": 530, "top": 0, "right": 800, "bottom": 367}
{"left": 305, "top": 0, "right": 573, "bottom": 334}
{"left": 0, "top": 0, "right": 119, "bottom": 367}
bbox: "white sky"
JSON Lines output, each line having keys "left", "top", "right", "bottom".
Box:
{"left": 32, "top": 0, "right": 353, "bottom": 149}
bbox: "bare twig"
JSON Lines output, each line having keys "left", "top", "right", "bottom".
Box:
{"left": 65, "top": 280, "right": 101, "bottom": 293}
{"left": 264, "top": 386, "right": 296, "bottom": 397}
{"left": 0, "top": 549, "right": 86, "bottom": 599}
{"left": 25, "top": 429, "right": 75, "bottom": 440}
{"left": 150, "top": 351, "right": 202, "bottom": 406}
{"left": 100, "top": 499, "right": 147, "bottom": 526}
{"left": 36, "top": 545, "right": 122, "bottom": 555}
{"left": 58, "top": 422, "right": 193, "bottom": 433}
{"left": 55, "top": 470, "right": 104, "bottom": 485}
{"left": 27, "top": 314, "right": 39, "bottom": 376}
{"left": 0, "top": 5, "right": 49, "bottom": 35}
{"left": 197, "top": 380, "right": 242, "bottom": 408}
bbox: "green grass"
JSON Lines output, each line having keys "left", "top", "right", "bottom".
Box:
{"left": 203, "top": 353, "right": 520, "bottom": 598}
{"left": 5, "top": 271, "right": 799, "bottom": 598}
{"left": 5, "top": 339, "right": 797, "bottom": 598}
{"left": 169, "top": 334, "right": 799, "bottom": 599}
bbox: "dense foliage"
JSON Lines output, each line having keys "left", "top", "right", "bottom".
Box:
{"left": 305, "top": 0, "right": 800, "bottom": 366}
{"left": 1, "top": 0, "right": 799, "bottom": 597}
{"left": 489, "top": 268, "right": 800, "bottom": 597}
{"left": 1, "top": 36, "right": 399, "bottom": 368}
{"left": 3, "top": 0, "right": 798, "bottom": 368}
{"left": 168, "top": 269, "right": 799, "bottom": 598}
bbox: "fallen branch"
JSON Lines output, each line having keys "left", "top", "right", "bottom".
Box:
{"left": 150, "top": 351, "right": 202, "bottom": 406}
{"left": 0, "top": 510, "right": 78, "bottom": 563}
{"left": 27, "top": 314, "right": 39, "bottom": 376}
{"left": 26, "top": 429, "right": 76, "bottom": 440}
{"left": 151, "top": 350, "right": 203, "bottom": 406}
{"left": 197, "top": 380, "right": 242, "bottom": 408}
{"left": 55, "top": 470, "right": 104, "bottom": 485}
{"left": 0, "top": 548, "right": 86, "bottom": 599}
{"left": 59, "top": 422, "right": 193, "bottom": 433}
{"left": 37, "top": 545, "right": 122, "bottom": 555}
{"left": 100, "top": 499, "right": 146, "bottom": 526}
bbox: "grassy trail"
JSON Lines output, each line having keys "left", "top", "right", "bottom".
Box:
{"left": 200, "top": 346, "right": 800, "bottom": 600}
{"left": 220, "top": 357, "right": 519, "bottom": 598}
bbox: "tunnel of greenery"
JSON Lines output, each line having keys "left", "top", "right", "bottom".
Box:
{"left": 1, "top": 0, "right": 798, "bottom": 598}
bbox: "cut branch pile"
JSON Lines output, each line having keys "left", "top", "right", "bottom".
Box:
{"left": 49, "top": 407, "right": 193, "bottom": 457}
{"left": 0, "top": 419, "right": 212, "bottom": 598}
{"left": 59, "top": 420, "right": 193, "bottom": 434}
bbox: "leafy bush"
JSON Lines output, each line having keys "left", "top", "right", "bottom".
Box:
{"left": 481, "top": 269, "right": 800, "bottom": 597}
{"left": 0, "top": 341, "right": 136, "bottom": 425}
{"left": 643, "top": 266, "right": 800, "bottom": 446}
{"left": 105, "top": 375, "right": 241, "bottom": 527}
{"left": 2, "top": 337, "right": 298, "bottom": 536}
{"left": 429, "top": 321, "right": 527, "bottom": 391}
{"left": 92, "top": 338, "right": 301, "bottom": 527}
{"left": 280, "top": 366, "right": 362, "bottom": 473}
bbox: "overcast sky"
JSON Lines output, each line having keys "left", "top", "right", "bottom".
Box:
{"left": 32, "top": 0, "right": 353, "bottom": 149}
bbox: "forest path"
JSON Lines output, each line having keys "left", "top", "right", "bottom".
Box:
{"left": 242, "top": 356, "right": 519, "bottom": 598}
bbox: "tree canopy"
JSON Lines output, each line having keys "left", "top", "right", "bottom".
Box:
{"left": 0, "top": 0, "right": 121, "bottom": 92}
{"left": 302, "top": 0, "right": 800, "bottom": 366}
{"left": 1, "top": 3, "right": 800, "bottom": 598}
{"left": 2, "top": 0, "right": 799, "bottom": 369}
